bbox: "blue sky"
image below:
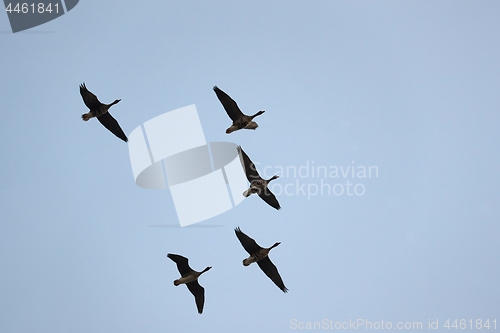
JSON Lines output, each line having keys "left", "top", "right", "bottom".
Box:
{"left": 1, "top": 1, "right": 499, "bottom": 332}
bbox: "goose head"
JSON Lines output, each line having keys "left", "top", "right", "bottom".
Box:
{"left": 266, "top": 175, "right": 279, "bottom": 183}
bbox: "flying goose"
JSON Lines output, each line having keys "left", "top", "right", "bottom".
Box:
{"left": 213, "top": 86, "right": 265, "bottom": 134}
{"left": 167, "top": 253, "right": 212, "bottom": 314}
{"left": 234, "top": 227, "right": 288, "bottom": 293}
{"left": 79, "top": 83, "right": 128, "bottom": 142}
{"left": 237, "top": 146, "right": 281, "bottom": 210}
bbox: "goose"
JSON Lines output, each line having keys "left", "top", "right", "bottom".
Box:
{"left": 234, "top": 227, "right": 288, "bottom": 293}
{"left": 237, "top": 146, "right": 281, "bottom": 210}
{"left": 79, "top": 83, "right": 128, "bottom": 142}
{"left": 167, "top": 253, "right": 212, "bottom": 314}
{"left": 213, "top": 86, "right": 265, "bottom": 134}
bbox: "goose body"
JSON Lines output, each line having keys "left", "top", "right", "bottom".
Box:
{"left": 242, "top": 241, "right": 281, "bottom": 266}
{"left": 79, "top": 83, "right": 128, "bottom": 142}
{"left": 234, "top": 227, "right": 288, "bottom": 293}
{"left": 167, "top": 253, "right": 211, "bottom": 314}
{"left": 237, "top": 146, "right": 281, "bottom": 210}
{"left": 213, "top": 86, "right": 265, "bottom": 134}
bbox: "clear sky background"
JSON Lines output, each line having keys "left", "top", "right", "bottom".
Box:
{"left": 1, "top": 1, "right": 499, "bottom": 332}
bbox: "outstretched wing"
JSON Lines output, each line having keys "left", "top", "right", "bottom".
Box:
{"left": 234, "top": 227, "right": 262, "bottom": 255}
{"left": 213, "top": 86, "right": 244, "bottom": 121}
{"left": 237, "top": 146, "right": 261, "bottom": 181}
{"left": 186, "top": 281, "right": 205, "bottom": 314}
{"left": 257, "top": 257, "right": 288, "bottom": 293}
{"left": 79, "top": 83, "right": 103, "bottom": 109}
{"left": 258, "top": 189, "right": 281, "bottom": 210}
{"left": 167, "top": 253, "right": 192, "bottom": 277}
{"left": 97, "top": 112, "right": 128, "bottom": 142}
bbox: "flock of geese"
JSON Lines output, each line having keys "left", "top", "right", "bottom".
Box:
{"left": 80, "top": 84, "right": 287, "bottom": 314}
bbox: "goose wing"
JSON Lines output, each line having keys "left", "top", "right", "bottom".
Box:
{"left": 167, "top": 253, "right": 193, "bottom": 277}
{"left": 237, "top": 146, "right": 261, "bottom": 182}
{"left": 97, "top": 112, "right": 128, "bottom": 142}
{"left": 257, "top": 257, "right": 288, "bottom": 293}
{"left": 186, "top": 281, "right": 205, "bottom": 314}
{"left": 258, "top": 188, "right": 281, "bottom": 210}
{"left": 234, "top": 227, "right": 262, "bottom": 255}
{"left": 79, "top": 83, "right": 103, "bottom": 109}
{"left": 213, "top": 86, "right": 244, "bottom": 121}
